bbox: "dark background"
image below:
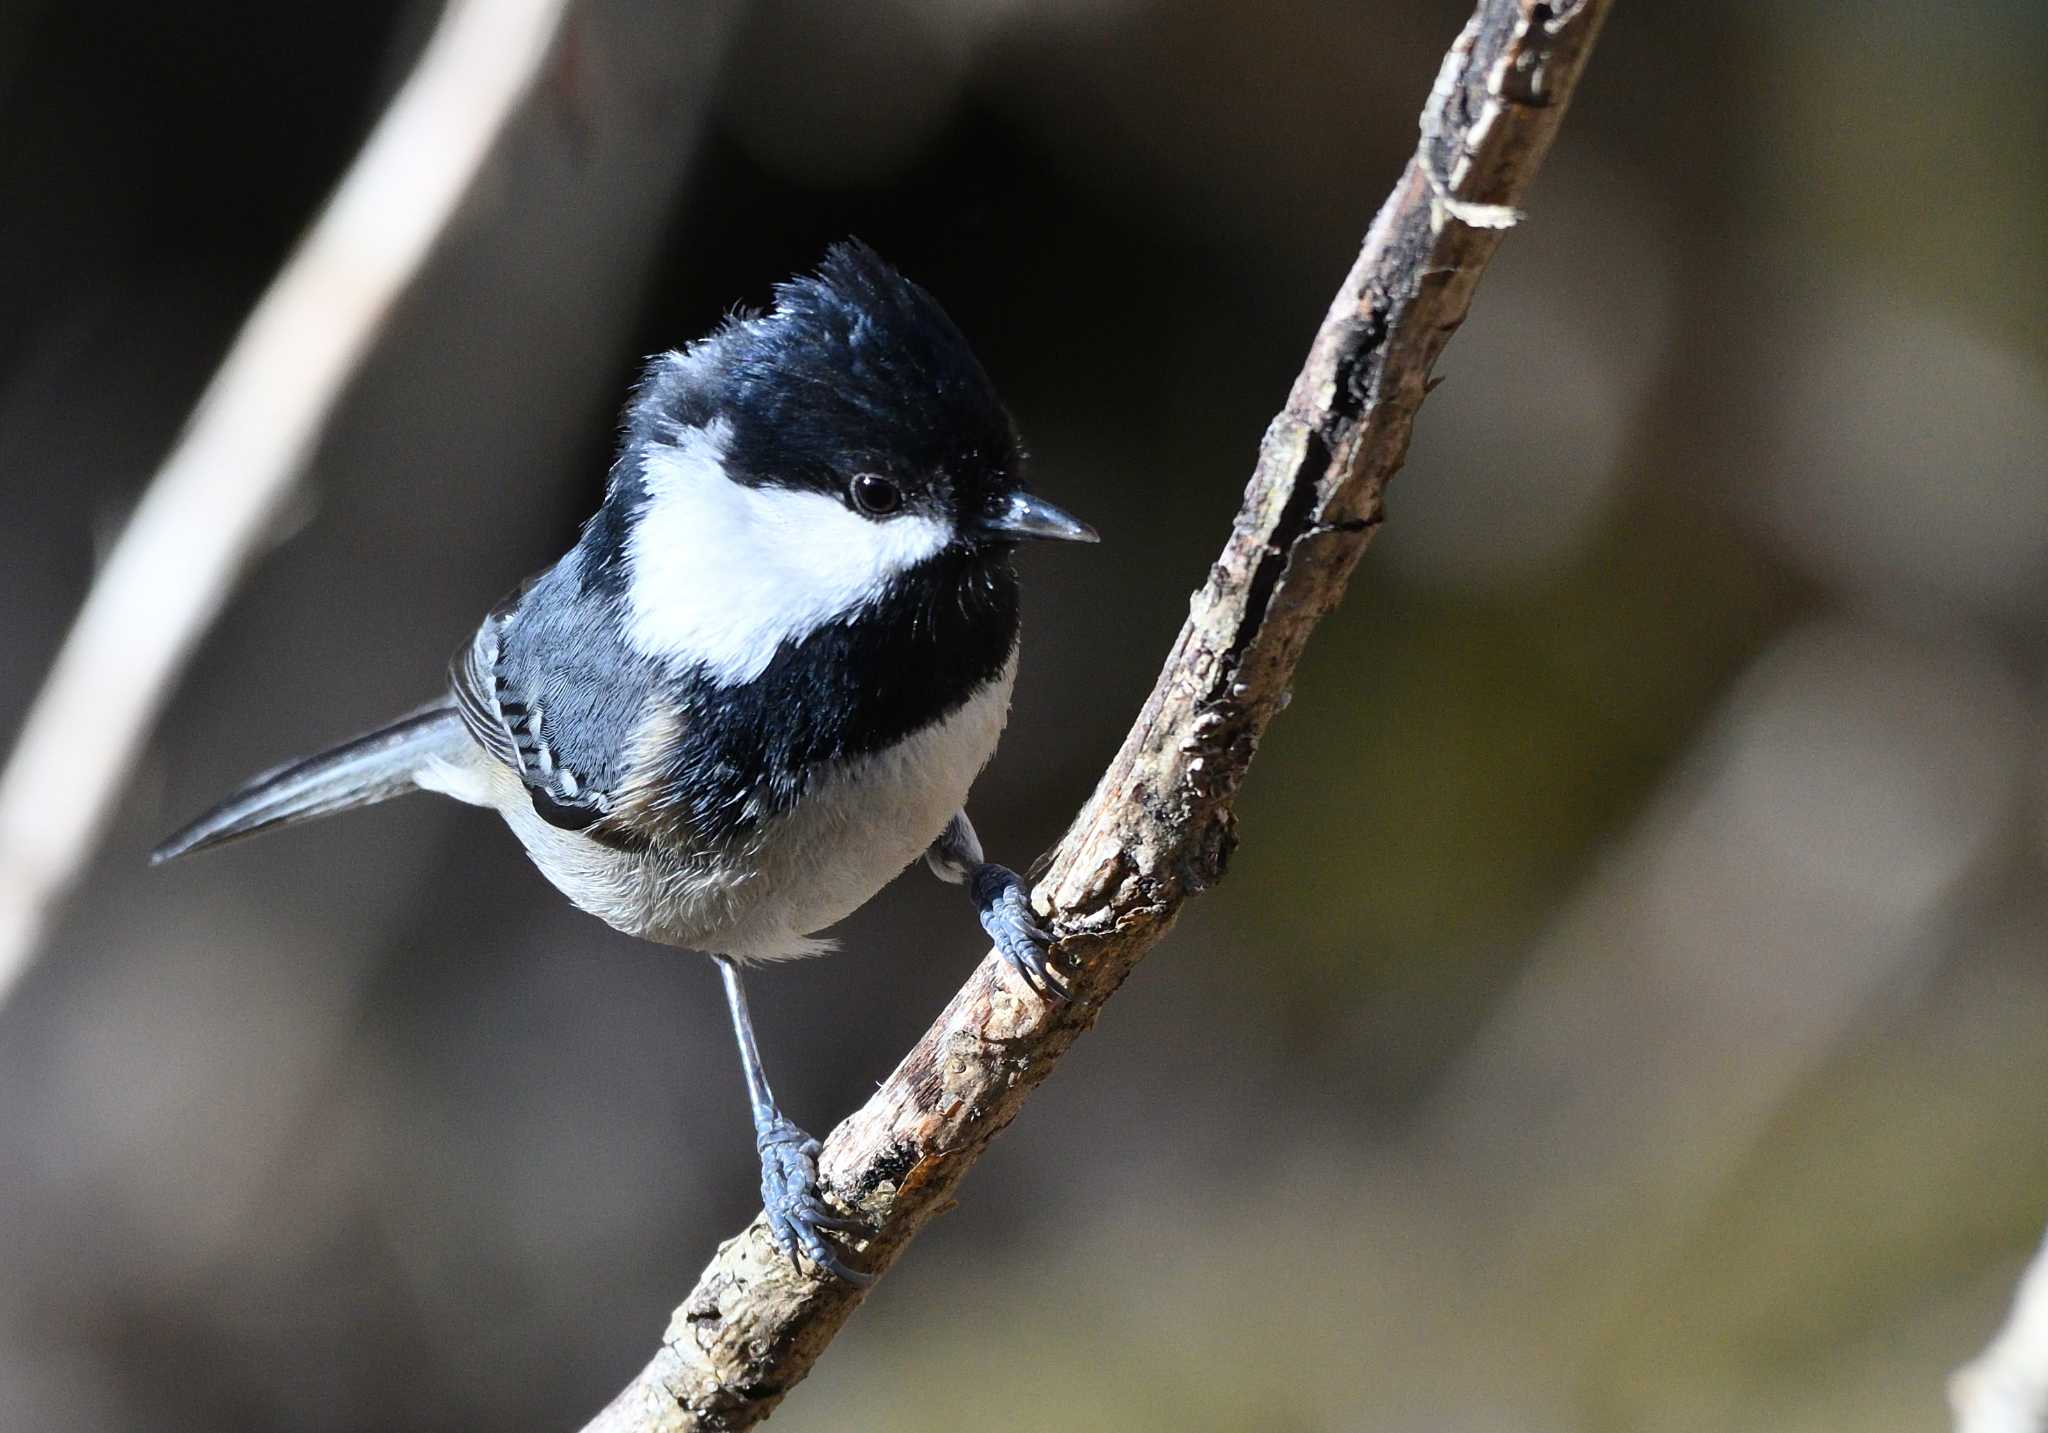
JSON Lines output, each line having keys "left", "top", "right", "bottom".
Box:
{"left": 2, "top": 1, "right": 2045, "bottom": 1428}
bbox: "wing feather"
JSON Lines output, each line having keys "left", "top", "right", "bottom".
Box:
{"left": 450, "top": 620, "right": 522, "bottom": 769}
{"left": 448, "top": 612, "right": 613, "bottom": 832}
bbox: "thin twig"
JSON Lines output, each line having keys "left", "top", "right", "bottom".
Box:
{"left": 0, "top": 0, "right": 571, "bottom": 1009}
{"left": 582, "top": 2, "right": 1615, "bottom": 1428}
{"left": 1955, "top": 1226, "right": 2048, "bottom": 1433}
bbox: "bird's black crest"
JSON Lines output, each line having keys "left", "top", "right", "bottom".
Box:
{"left": 622, "top": 241, "right": 1022, "bottom": 505}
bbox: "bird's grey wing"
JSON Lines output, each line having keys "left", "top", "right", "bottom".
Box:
{"left": 449, "top": 617, "right": 523, "bottom": 770}
{"left": 448, "top": 600, "right": 624, "bottom": 835}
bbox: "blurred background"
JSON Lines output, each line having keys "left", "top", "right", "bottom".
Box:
{"left": 2, "top": 0, "right": 2045, "bottom": 1428}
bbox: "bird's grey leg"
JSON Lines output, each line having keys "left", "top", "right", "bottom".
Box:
{"left": 712, "top": 955, "right": 869, "bottom": 1284}
{"left": 925, "top": 809, "right": 1069, "bottom": 1001}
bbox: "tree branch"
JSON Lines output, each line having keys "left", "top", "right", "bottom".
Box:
{"left": 584, "top": 2, "right": 1615, "bottom": 1428}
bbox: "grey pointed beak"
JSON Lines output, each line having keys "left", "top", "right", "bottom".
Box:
{"left": 981, "top": 491, "right": 1099, "bottom": 544}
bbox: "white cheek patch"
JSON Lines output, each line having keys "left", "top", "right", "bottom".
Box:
{"left": 624, "top": 423, "right": 954, "bottom": 683}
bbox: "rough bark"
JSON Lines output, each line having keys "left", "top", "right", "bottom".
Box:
{"left": 584, "top": 2, "right": 1614, "bottom": 1428}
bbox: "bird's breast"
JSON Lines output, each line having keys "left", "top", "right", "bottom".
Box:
{"left": 721, "top": 652, "right": 1017, "bottom": 957}
{"left": 631, "top": 557, "right": 1021, "bottom": 848}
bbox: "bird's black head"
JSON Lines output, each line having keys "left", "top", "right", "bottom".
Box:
{"left": 618, "top": 240, "right": 1094, "bottom": 555}
{"left": 560, "top": 244, "right": 1097, "bottom": 841}
{"left": 572, "top": 240, "right": 1096, "bottom": 788}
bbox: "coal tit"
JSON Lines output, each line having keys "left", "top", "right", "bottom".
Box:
{"left": 153, "top": 241, "right": 1097, "bottom": 1283}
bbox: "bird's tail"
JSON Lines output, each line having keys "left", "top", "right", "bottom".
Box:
{"left": 151, "top": 706, "right": 472, "bottom": 864}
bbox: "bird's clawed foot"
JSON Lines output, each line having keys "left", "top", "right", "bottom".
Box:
{"left": 756, "top": 1117, "right": 871, "bottom": 1285}
{"left": 976, "top": 871, "right": 1072, "bottom": 1002}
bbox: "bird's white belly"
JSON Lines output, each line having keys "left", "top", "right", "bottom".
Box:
{"left": 419, "top": 657, "right": 1015, "bottom": 961}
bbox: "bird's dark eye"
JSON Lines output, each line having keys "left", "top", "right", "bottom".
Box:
{"left": 849, "top": 474, "right": 902, "bottom": 516}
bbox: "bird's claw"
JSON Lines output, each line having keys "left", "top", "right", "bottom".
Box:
{"left": 757, "top": 1118, "right": 871, "bottom": 1285}
{"left": 980, "top": 881, "right": 1072, "bottom": 1002}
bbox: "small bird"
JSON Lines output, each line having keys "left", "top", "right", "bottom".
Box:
{"left": 153, "top": 241, "right": 1096, "bottom": 1283}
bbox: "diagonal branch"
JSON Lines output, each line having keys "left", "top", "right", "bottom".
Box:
{"left": 585, "top": 2, "right": 1614, "bottom": 1428}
